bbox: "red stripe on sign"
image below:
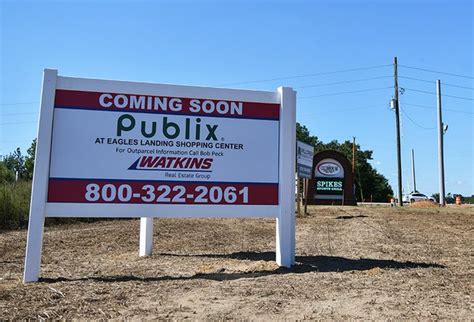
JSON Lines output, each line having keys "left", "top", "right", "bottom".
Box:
{"left": 47, "top": 179, "right": 279, "bottom": 205}
{"left": 54, "top": 90, "right": 280, "bottom": 120}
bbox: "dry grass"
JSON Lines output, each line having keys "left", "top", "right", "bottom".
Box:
{"left": 408, "top": 200, "right": 440, "bottom": 208}
{"left": 1, "top": 206, "right": 472, "bottom": 319}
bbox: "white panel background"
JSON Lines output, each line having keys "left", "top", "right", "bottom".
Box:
{"left": 49, "top": 108, "right": 279, "bottom": 183}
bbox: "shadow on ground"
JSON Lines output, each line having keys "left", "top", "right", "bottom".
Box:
{"left": 39, "top": 252, "right": 445, "bottom": 284}
{"left": 335, "top": 215, "right": 368, "bottom": 220}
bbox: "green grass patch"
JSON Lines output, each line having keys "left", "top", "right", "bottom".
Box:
{"left": 0, "top": 181, "right": 31, "bottom": 230}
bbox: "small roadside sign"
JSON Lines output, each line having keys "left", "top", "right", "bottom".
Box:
{"left": 297, "top": 141, "right": 314, "bottom": 179}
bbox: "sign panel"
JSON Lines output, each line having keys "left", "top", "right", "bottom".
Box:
{"left": 296, "top": 141, "right": 314, "bottom": 179}
{"left": 314, "top": 158, "right": 344, "bottom": 200}
{"left": 48, "top": 89, "right": 280, "bottom": 206}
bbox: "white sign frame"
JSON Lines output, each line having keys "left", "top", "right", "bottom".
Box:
{"left": 23, "top": 69, "right": 296, "bottom": 282}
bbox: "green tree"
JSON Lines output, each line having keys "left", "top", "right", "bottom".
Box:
{"left": 446, "top": 193, "right": 455, "bottom": 204}
{"left": 24, "top": 139, "right": 37, "bottom": 180}
{"left": 432, "top": 193, "right": 461, "bottom": 204}
{"left": 3, "top": 148, "right": 25, "bottom": 179}
{"left": 0, "top": 162, "right": 15, "bottom": 183}
{"left": 296, "top": 122, "right": 320, "bottom": 147}
{"left": 464, "top": 195, "right": 474, "bottom": 204}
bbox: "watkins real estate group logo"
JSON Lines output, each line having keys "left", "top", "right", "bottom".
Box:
{"left": 129, "top": 156, "right": 213, "bottom": 172}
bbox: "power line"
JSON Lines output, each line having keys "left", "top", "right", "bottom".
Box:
{"left": 403, "top": 102, "right": 474, "bottom": 115}
{"left": 400, "top": 106, "right": 436, "bottom": 130}
{"left": 0, "top": 101, "right": 39, "bottom": 106}
{"left": 404, "top": 87, "right": 474, "bottom": 101}
{"left": 299, "top": 104, "right": 381, "bottom": 114}
{"left": 442, "top": 107, "right": 474, "bottom": 115}
{"left": 296, "top": 76, "right": 392, "bottom": 89}
{"left": 399, "top": 64, "right": 474, "bottom": 80}
{"left": 0, "top": 121, "right": 37, "bottom": 125}
{"left": 1, "top": 112, "right": 39, "bottom": 116}
{"left": 298, "top": 86, "right": 393, "bottom": 99}
{"left": 216, "top": 64, "right": 392, "bottom": 86}
{"left": 328, "top": 105, "right": 381, "bottom": 112}
{"left": 0, "top": 139, "right": 35, "bottom": 143}
{"left": 399, "top": 76, "right": 474, "bottom": 90}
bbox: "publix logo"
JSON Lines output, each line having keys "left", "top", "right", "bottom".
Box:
{"left": 317, "top": 162, "right": 341, "bottom": 176}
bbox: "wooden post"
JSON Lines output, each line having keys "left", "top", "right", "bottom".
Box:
{"left": 296, "top": 175, "right": 301, "bottom": 216}
{"left": 394, "top": 57, "right": 403, "bottom": 207}
{"left": 304, "top": 179, "right": 309, "bottom": 215}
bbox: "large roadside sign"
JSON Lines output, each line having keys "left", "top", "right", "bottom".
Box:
{"left": 315, "top": 159, "right": 344, "bottom": 198}
{"left": 23, "top": 69, "right": 296, "bottom": 282}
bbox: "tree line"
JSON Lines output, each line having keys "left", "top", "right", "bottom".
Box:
{"left": 0, "top": 134, "right": 470, "bottom": 211}
{"left": 296, "top": 123, "right": 474, "bottom": 203}
{"left": 1, "top": 139, "right": 36, "bottom": 183}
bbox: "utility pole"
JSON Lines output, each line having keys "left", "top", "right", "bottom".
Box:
{"left": 352, "top": 137, "right": 361, "bottom": 202}
{"left": 411, "top": 149, "right": 417, "bottom": 192}
{"left": 352, "top": 137, "right": 364, "bottom": 202}
{"left": 352, "top": 137, "right": 356, "bottom": 174}
{"left": 437, "top": 80, "right": 446, "bottom": 206}
{"left": 296, "top": 174, "right": 301, "bottom": 215}
{"left": 394, "top": 57, "right": 403, "bottom": 206}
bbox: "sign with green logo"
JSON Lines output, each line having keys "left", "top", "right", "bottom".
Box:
{"left": 23, "top": 69, "right": 297, "bottom": 283}
{"left": 306, "top": 150, "right": 356, "bottom": 206}
{"left": 315, "top": 177, "right": 344, "bottom": 195}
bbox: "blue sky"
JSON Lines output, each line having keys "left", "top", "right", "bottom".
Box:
{"left": 1, "top": 0, "right": 473, "bottom": 196}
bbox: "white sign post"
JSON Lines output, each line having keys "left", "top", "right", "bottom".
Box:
{"left": 23, "top": 69, "right": 296, "bottom": 282}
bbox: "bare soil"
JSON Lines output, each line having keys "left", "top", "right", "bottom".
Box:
{"left": 1, "top": 206, "right": 472, "bottom": 319}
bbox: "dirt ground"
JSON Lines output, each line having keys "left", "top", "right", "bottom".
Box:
{"left": 1, "top": 205, "right": 472, "bottom": 319}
